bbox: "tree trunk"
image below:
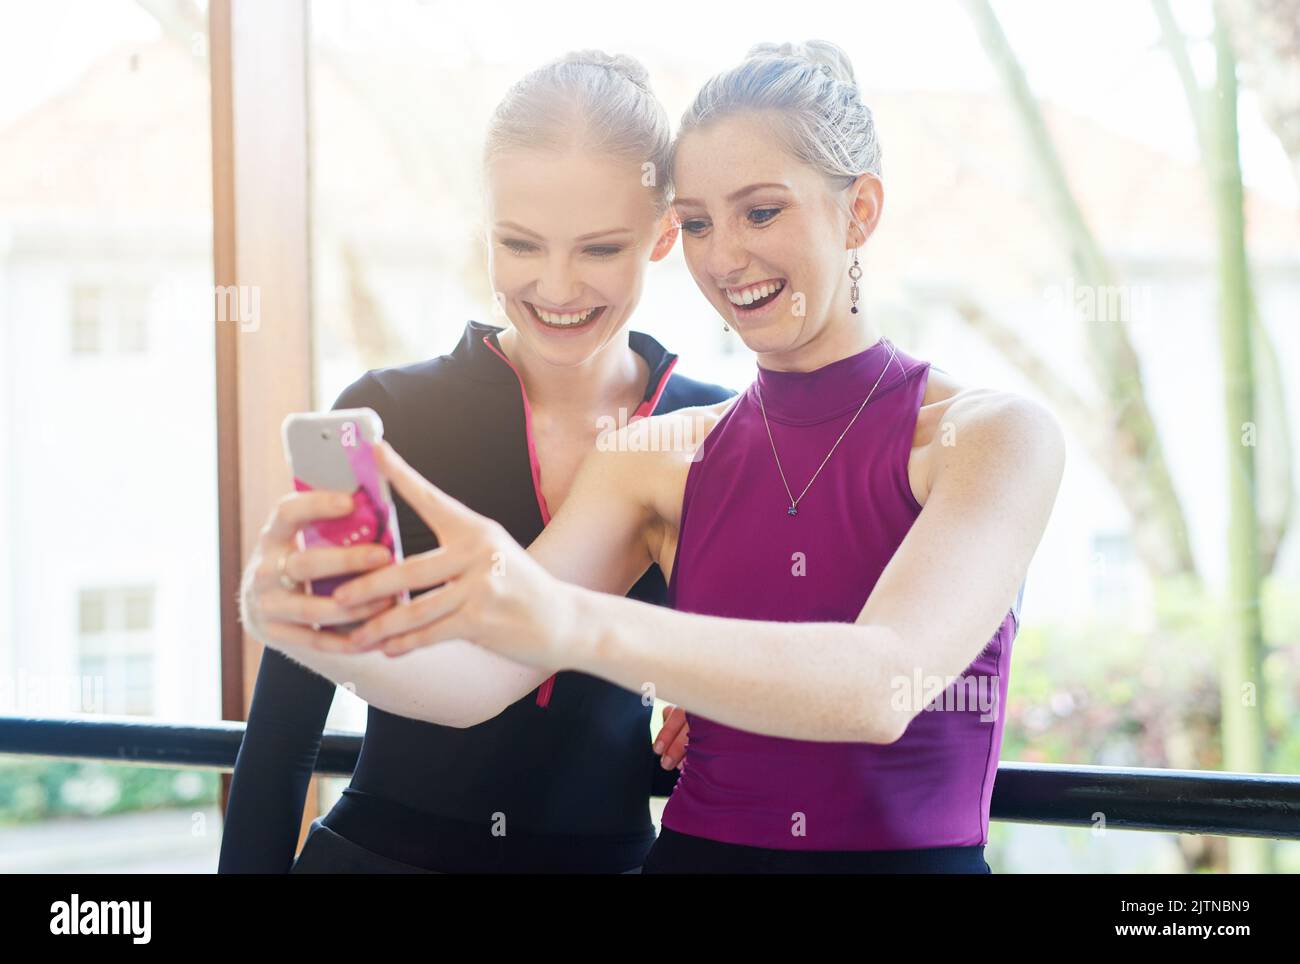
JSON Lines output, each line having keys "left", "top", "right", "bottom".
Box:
{"left": 964, "top": 0, "right": 1198, "bottom": 583}
{"left": 1208, "top": 3, "right": 1272, "bottom": 874}
{"left": 1153, "top": 0, "right": 1295, "bottom": 578}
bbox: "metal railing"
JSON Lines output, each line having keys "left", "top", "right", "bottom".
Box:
{"left": 2, "top": 716, "right": 1298, "bottom": 839}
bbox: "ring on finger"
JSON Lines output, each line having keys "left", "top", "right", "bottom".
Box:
{"left": 277, "top": 550, "right": 304, "bottom": 593}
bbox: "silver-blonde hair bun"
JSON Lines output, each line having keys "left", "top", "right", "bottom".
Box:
{"left": 674, "top": 38, "right": 881, "bottom": 187}
{"left": 485, "top": 49, "right": 671, "bottom": 213}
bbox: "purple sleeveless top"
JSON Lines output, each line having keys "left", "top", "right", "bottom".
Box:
{"left": 663, "top": 337, "right": 1017, "bottom": 851}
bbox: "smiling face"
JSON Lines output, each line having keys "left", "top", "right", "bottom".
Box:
{"left": 672, "top": 111, "right": 882, "bottom": 367}
{"left": 485, "top": 147, "right": 676, "bottom": 368}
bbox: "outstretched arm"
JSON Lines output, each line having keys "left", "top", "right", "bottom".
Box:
{"left": 243, "top": 408, "right": 677, "bottom": 726}
{"left": 576, "top": 394, "right": 1062, "bottom": 741}
{"left": 262, "top": 636, "right": 549, "bottom": 729}
{"left": 334, "top": 392, "right": 1065, "bottom": 742}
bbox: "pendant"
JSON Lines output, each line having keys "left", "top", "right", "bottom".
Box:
{"left": 787, "top": 504, "right": 798, "bottom": 516}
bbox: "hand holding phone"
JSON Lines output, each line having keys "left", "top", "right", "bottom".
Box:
{"left": 281, "top": 408, "right": 407, "bottom": 630}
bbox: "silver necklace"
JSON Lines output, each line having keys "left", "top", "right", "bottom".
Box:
{"left": 755, "top": 339, "right": 900, "bottom": 517}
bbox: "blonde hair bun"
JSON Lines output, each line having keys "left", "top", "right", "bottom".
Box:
{"left": 746, "top": 39, "right": 857, "bottom": 87}
{"left": 484, "top": 49, "right": 672, "bottom": 213}
{"left": 673, "top": 39, "right": 881, "bottom": 184}
{"left": 557, "top": 49, "right": 653, "bottom": 94}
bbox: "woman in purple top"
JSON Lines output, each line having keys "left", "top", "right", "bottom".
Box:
{"left": 250, "top": 40, "right": 1065, "bottom": 873}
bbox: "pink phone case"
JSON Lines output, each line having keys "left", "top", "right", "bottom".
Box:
{"left": 282, "top": 409, "right": 406, "bottom": 617}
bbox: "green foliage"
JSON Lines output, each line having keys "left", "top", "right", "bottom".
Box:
{"left": 1004, "top": 575, "right": 1299, "bottom": 773}
{"left": 0, "top": 759, "right": 218, "bottom": 825}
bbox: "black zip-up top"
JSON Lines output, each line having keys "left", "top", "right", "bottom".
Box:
{"left": 219, "top": 321, "right": 735, "bottom": 872}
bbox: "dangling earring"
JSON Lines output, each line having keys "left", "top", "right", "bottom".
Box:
{"left": 849, "top": 251, "right": 863, "bottom": 314}
{"left": 723, "top": 321, "right": 730, "bottom": 332}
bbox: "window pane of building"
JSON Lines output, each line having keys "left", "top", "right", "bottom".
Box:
{"left": 0, "top": 0, "right": 220, "bottom": 872}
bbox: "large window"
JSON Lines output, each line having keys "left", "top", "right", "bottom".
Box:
{"left": 0, "top": 0, "right": 220, "bottom": 872}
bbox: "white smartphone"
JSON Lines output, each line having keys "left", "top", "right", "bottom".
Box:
{"left": 281, "top": 407, "right": 407, "bottom": 630}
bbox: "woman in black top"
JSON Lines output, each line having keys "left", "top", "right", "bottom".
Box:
{"left": 222, "top": 51, "right": 732, "bottom": 873}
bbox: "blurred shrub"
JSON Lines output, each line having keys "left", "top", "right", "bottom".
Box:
{"left": 0, "top": 760, "right": 218, "bottom": 825}
{"left": 1004, "top": 575, "right": 1299, "bottom": 774}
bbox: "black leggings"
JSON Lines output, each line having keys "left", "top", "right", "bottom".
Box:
{"left": 290, "top": 819, "right": 436, "bottom": 873}
{"left": 289, "top": 816, "right": 646, "bottom": 874}
{"left": 642, "top": 827, "right": 991, "bottom": 874}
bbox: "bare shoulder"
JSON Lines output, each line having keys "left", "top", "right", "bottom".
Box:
{"left": 912, "top": 366, "right": 1065, "bottom": 503}
{"left": 914, "top": 367, "right": 997, "bottom": 444}
{"left": 586, "top": 393, "right": 738, "bottom": 494}
{"left": 930, "top": 385, "right": 1065, "bottom": 482}
{"left": 609, "top": 395, "right": 736, "bottom": 450}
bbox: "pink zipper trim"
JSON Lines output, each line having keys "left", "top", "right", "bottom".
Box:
{"left": 482, "top": 336, "right": 558, "bottom": 707}
{"left": 482, "top": 334, "right": 676, "bottom": 708}
{"left": 634, "top": 355, "right": 677, "bottom": 420}
{"left": 483, "top": 336, "right": 552, "bottom": 526}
